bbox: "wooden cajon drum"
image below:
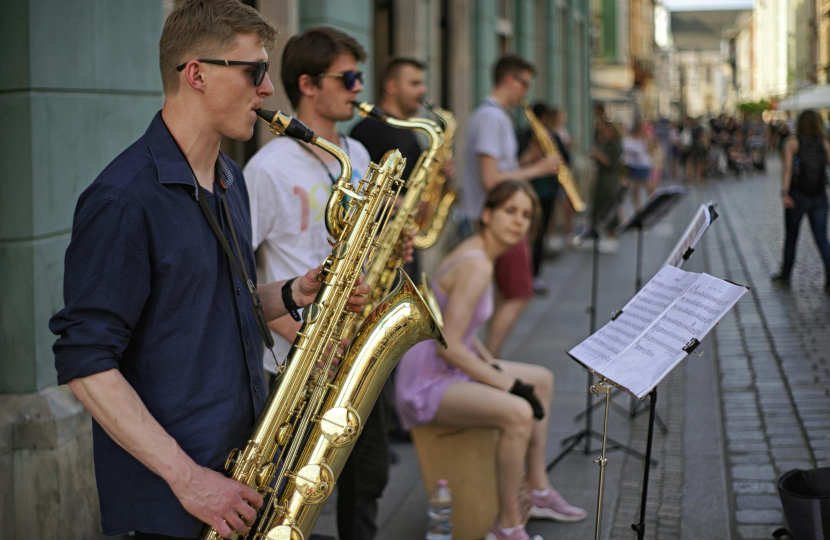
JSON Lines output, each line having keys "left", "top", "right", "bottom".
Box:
{"left": 411, "top": 426, "right": 500, "bottom": 540}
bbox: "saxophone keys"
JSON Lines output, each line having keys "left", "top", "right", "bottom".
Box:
{"left": 302, "top": 303, "right": 320, "bottom": 324}
{"left": 266, "top": 524, "right": 303, "bottom": 540}
{"left": 293, "top": 463, "right": 335, "bottom": 504}
{"left": 319, "top": 405, "right": 361, "bottom": 447}
{"left": 225, "top": 448, "right": 239, "bottom": 471}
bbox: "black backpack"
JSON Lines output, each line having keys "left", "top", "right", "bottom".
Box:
{"left": 793, "top": 136, "right": 828, "bottom": 196}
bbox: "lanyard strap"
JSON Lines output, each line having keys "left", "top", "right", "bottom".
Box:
{"left": 291, "top": 132, "right": 350, "bottom": 187}
{"left": 197, "top": 187, "right": 275, "bottom": 351}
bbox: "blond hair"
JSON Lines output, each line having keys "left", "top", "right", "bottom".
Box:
{"left": 159, "top": 0, "right": 278, "bottom": 94}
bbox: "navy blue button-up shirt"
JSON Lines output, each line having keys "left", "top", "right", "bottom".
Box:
{"left": 50, "top": 112, "right": 267, "bottom": 538}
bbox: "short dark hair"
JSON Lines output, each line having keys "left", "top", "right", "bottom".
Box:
{"left": 796, "top": 110, "right": 826, "bottom": 139}
{"left": 482, "top": 180, "right": 542, "bottom": 240}
{"left": 380, "top": 57, "right": 427, "bottom": 97}
{"left": 159, "top": 0, "right": 278, "bottom": 95}
{"left": 493, "top": 55, "right": 535, "bottom": 86}
{"left": 281, "top": 27, "right": 367, "bottom": 109}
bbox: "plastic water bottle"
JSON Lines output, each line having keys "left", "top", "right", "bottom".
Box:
{"left": 426, "top": 479, "right": 452, "bottom": 540}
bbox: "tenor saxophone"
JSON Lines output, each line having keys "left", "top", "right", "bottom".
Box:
{"left": 199, "top": 110, "right": 447, "bottom": 540}
{"left": 520, "top": 99, "right": 586, "bottom": 212}
{"left": 413, "top": 100, "right": 459, "bottom": 249}
{"left": 349, "top": 101, "right": 444, "bottom": 335}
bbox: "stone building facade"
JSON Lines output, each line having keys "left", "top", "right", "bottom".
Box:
{"left": 0, "top": 1, "right": 592, "bottom": 539}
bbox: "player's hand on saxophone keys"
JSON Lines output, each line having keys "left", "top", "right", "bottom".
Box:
{"left": 169, "top": 462, "right": 263, "bottom": 539}
{"left": 295, "top": 266, "right": 371, "bottom": 312}
{"left": 534, "top": 154, "right": 562, "bottom": 176}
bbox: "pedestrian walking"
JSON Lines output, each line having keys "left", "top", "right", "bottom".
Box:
{"left": 590, "top": 121, "right": 623, "bottom": 252}
{"left": 772, "top": 109, "right": 830, "bottom": 294}
{"left": 622, "top": 121, "right": 653, "bottom": 209}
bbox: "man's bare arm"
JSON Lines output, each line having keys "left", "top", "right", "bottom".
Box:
{"left": 68, "top": 369, "right": 261, "bottom": 538}
{"left": 259, "top": 266, "right": 371, "bottom": 323}
{"left": 479, "top": 154, "right": 561, "bottom": 191}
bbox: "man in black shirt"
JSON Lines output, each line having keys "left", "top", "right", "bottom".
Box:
{"left": 351, "top": 58, "right": 428, "bottom": 182}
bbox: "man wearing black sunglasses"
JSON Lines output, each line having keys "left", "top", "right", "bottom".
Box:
{"left": 244, "top": 26, "right": 396, "bottom": 540}
{"left": 49, "top": 4, "right": 371, "bottom": 540}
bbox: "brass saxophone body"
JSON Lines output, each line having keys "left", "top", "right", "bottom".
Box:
{"left": 200, "top": 110, "right": 446, "bottom": 540}
{"left": 350, "top": 101, "right": 445, "bottom": 333}
{"left": 414, "top": 101, "right": 459, "bottom": 249}
{"left": 520, "top": 99, "right": 586, "bottom": 212}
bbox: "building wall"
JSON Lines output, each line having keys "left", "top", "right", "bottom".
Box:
{"left": 0, "top": 2, "right": 166, "bottom": 538}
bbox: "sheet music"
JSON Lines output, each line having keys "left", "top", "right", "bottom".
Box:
{"left": 663, "top": 202, "right": 715, "bottom": 268}
{"left": 569, "top": 266, "right": 747, "bottom": 399}
{"left": 568, "top": 266, "right": 694, "bottom": 367}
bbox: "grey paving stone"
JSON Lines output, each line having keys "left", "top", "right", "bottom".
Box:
{"left": 735, "top": 509, "right": 783, "bottom": 524}
{"left": 737, "top": 525, "right": 780, "bottom": 539}
{"left": 732, "top": 481, "right": 777, "bottom": 495}
{"left": 731, "top": 465, "right": 776, "bottom": 480}
{"left": 735, "top": 495, "right": 782, "bottom": 510}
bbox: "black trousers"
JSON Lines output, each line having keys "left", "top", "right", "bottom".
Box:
{"left": 336, "top": 381, "right": 392, "bottom": 540}
{"left": 781, "top": 190, "right": 830, "bottom": 281}
{"left": 531, "top": 195, "right": 555, "bottom": 277}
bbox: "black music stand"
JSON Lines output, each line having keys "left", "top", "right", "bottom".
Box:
{"left": 546, "top": 184, "right": 651, "bottom": 472}
{"left": 573, "top": 187, "right": 687, "bottom": 432}
{"left": 619, "top": 188, "right": 687, "bottom": 428}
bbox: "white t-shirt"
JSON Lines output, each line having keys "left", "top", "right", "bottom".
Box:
{"left": 245, "top": 135, "right": 371, "bottom": 372}
{"left": 621, "top": 136, "right": 652, "bottom": 168}
{"left": 461, "top": 97, "right": 519, "bottom": 221}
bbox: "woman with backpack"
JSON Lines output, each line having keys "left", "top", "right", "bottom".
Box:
{"left": 773, "top": 109, "right": 830, "bottom": 293}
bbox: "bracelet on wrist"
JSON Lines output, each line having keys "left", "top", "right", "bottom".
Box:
{"left": 282, "top": 277, "right": 301, "bottom": 321}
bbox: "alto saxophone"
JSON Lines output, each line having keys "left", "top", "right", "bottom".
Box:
{"left": 414, "top": 100, "right": 459, "bottom": 250}
{"left": 520, "top": 99, "right": 586, "bottom": 212}
{"left": 349, "top": 101, "right": 445, "bottom": 334}
{"left": 199, "top": 110, "right": 447, "bottom": 540}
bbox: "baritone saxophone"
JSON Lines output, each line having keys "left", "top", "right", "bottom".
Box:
{"left": 520, "top": 99, "right": 586, "bottom": 212}
{"left": 199, "top": 109, "right": 447, "bottom": 540}
{"left": 414, "top": 100, "right": 459, "bottom": 249}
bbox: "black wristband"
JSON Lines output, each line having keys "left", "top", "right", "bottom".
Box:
{"left": 282, "top": 277, "right": 301, "bottom": 321}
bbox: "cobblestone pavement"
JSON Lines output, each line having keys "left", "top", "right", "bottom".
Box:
{"left": 703, "top": 159, "right": 830, "bottom": 540}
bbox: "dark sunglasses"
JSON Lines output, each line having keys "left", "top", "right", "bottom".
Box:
{"left": 176, "top": 59, "right": 270, "bottom": 87}
{"left": 316, "top": 70, "right": 364, "bottom": 91}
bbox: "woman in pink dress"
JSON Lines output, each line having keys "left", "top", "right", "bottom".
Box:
{"left": 396, "top": 181, "right": 586, "bottom": 540}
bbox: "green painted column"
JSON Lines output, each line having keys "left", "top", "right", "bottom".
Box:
{"left": 299, "top": 0, "right": 375, "bottom": 107}
{"left": 514, "top": 0, "right": 538, "bottom": 108}
{"left": 0, "top": 0, "right": 164, "bottom": 395}
{"left": 602, "top": 0, "right": 617, "bottom": 61}
{"left": 546, "top": 0, "right": 562, "bottom": 107}
{"left": 473, "top": 0, "right": 497, "bottom": 104}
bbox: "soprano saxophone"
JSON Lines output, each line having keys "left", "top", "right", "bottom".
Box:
{"left": 413, "top": 100, "right": 458, "bottom": 249}
{"left": 349, "top": 101, "right": 445, "bottom": 334}
{"left": 520, "top": 99, "right": 586, "bottom": 212}
{"left": 199, "top": 110, "right": 447, "bottom": 540}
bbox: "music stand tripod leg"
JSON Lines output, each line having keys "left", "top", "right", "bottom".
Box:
{"left": 631, "top": 388, "right": 658, "bottom": 539}
{"left": 591, "top": 379, "right": 613, "bottom": 540}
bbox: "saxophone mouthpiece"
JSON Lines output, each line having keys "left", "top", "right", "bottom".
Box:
{"left": 422, "top": 98, "right": 434, "bottom": 109}
{"left": 256, "top": 109, "right": 317, "bottom": 144}
{"left": 353, "top": 101, "right": 388, "bottom": 121}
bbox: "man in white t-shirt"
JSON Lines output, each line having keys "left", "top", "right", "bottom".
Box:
{"left": 245, "top": 28, "right": 371, "bottom": 373}
{"left": 461, "top": 55, "right": 560, "bottom": 356}
{"left": 243, "top": 27, "right": 386, "bottom": 540}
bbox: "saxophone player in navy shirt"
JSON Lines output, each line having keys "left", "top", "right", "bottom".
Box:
{"left": 49, "top": 2, "right": 368, "bottom": 539}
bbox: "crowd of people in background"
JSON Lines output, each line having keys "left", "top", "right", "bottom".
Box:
{"left": 522, "top": 104, "right": 830, "bottom": 296}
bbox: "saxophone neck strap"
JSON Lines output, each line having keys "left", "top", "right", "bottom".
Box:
{"left": 196, "top": 187, "right": 276, "bottom": 351}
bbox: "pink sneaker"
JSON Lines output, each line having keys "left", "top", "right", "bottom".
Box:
{"left": 529, "top": 488, "right": 587, "bottom": 522}
{"left": 483, "top": 520, "right": 544, "bottom": 540}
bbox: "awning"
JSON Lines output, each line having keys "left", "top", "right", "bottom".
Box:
{"left": 777, "top": 85, "right": 830, "bottom": 111}
{"left": 591, "top": 86, "right": 633, "bottom": 104}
